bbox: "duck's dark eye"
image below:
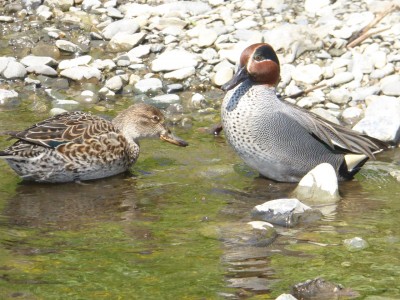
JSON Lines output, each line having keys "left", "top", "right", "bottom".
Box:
{"left": 151, "top": 115, "right": 160, "bottom": 123}
{"left": 254, "top": 55, "right": 263, "bottom": 61}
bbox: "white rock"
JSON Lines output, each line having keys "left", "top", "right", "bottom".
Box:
{"left": 304, "top": 0, "right": 330, "bottom": 14}
{"left": 329, "top": 88, "right": 351, "bottom": 104}
{"left": 251, "top": 198, "right": 321, "bottom": 227}
{"left": 151, "top": 94, "right": 180, "bottom": 104}
{"left": 151, "top": 49, "right": 199, "bottom": 72}
{"left": 234, "top": 18, "right": 257, "bottom": 30}
{"left": 49, "top": 107, "right": 68, "bottom": 116}
{"left": 20, "top": 55, "right": 57, "bottom": 67}
{"left": 26, "top": 65, "right": 58, "bottom": 76}
{"left": 370, "top": 63, "right": 395, "bottom": 79}
{"left": 101, "top": 19, "right": 140, "bottom": 40}
{"left": 58, "top": 55, "right": 92, "bottom": 70}
{"left": 324, "top": 72, "right": 354, "bottom": 87}
{"left": 107, "top": 32, "right": 146, "bottom": 52}
{"left": 1, "top": 61, "right": 27, "bottom": 79}
{"left": 90, "top": 59, "right": 116, "bottom": 71}
{"left": 135, "top": 78, "right": 163, "bottom": 93}
{"left": 164, "top": 67, "right": 195, "bottom": 80}
{"left": 275, "top": 294, "right": 298, "bottom": 300}
{"left": 127, "top": 45, "right": 151, "bottom": 59}
{"left": 292, "top": 163, "right": 340, "bottom": 203}
{"left": 341, "top": 107, "right": 363, "bottom": 125}
{"left": 291, "top": 64, "right": 322, "bottom": 84}
{"left": 344, "top": 237, "right": 368, "bottom": 251}
{"left": 105, "top": 75, "right": 123, "bottom": 91}
{"left": 201, "top": 48, "right": 218, "bottom": 61}
{"left": 191, "top": 93, "right": 206, "bottom": 108}
{"left": 55, "top": 40, "right": 82, "bottom": 53}
{"left": 380, "top": 74, "right": 400, "bottom": 96}
{"left": 353, "top": 95, "right": 400, "bottom": 143}
{"left": 372, "top": 51, "right": 387, "bottom": 69}
{"left": 0, "top": 89, "right": 18, "bottom": 103}
{"left": 350, "top": 86, "right": 380, "bottom": 101}
{"left": 213, "top": 68, "right": 233, "bottom": 87}
{"left": 196, "top": 29, "right": 218, "bottom": 47}
{"left": 60, "top": 66, "right": 101, "bottom": 81}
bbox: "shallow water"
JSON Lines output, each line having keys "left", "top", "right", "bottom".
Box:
{"left": 0, "top": 97, "right": 400, "bottom": 299}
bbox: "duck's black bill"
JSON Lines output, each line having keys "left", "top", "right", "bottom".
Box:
{"left": 221, "top": 66, "right": 248, "bottom": 91}
{"left": 160, "top": 133, "right": 189, "bottom": 147}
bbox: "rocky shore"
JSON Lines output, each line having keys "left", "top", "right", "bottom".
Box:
{"left": 1, "top": 0, "right": 399, "bottom": 147}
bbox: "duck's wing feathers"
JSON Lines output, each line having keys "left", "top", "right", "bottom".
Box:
{"left": 283, "top": 102, "right": 388, "bottom": 159}
{"left": 2, "top": 112, "right": 117, "bottom": 148}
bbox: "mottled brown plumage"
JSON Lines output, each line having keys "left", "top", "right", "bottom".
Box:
{"left": 0, "top": 103, "right": 188, "bottom": 183}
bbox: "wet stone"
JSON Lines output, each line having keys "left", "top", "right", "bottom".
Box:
{"left": 343, "top": 237, "right": 369, "bottom": 251}
{"left": 251, "top": 198, "right": 322, "bottom": 227}
{"left": 165, "top": 83, "right": 184, "bottom": 94}
{"left": 292, "top": 278, "right": 360, "bottom": 299}
{"left": 134, "top": 78, "right": 163, "bottom": 93}
{"left": 55, "top": 40, "right": 83, "bottom": 53}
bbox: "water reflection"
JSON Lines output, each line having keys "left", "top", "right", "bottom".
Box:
{"left": 3, "top": 173, "right": 140, "bottom": 230}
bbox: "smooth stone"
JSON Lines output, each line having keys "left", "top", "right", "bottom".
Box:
{"left": 105, "top": 75, "right": 123, "bottom": 91}
{"left": 20, "top": 55, "right": 57, "bottom": 67}
{"left": 52, "top": 99, "right": 80, "bottom": 110}
{"left": 234, "top": 18, "right": 257, "bottom": 30}
{"left": 343, "top": 237, "right": 368, "bottom": 251}
{"left": 370, "top": 63, "right": 395, "bottom": 79}
{"left": 191, "top": 93, "right": 206, "bottom": 108}
{"left": 151, "top": 49, "right": 199, "bottom": 72}
{"left": 90, "top": 59, "right": 116, "bottom": 71}
{"left": 291, "top": 64, "right": 322, "bottom": 84}
{"left": 0, "top": 89, "right": 18, "bottom": 102}
{"left": 0, "top": 16, "right": 14, "bottom": 22}
{"left": 81, "top": 0, "right": 101, "bottom": 11}
{"left": 55, "top": 40, "right": 82, "bottom": 53}
{"left": 164, "top": 67, "right": 195, "bottom": 80}
{"left": 304, "top": 0, "right": 330, "bottom": 14}
{"left": 26, "top": 65, "right": 58, "bottom": 76}
{"left": 350, "top": 86, "right": 380, "bottom": 101}
{"left": 1, "top": 61, "right": 27, "bottom": 79}
{"left": 292, "top": 163, "right": 340, "bottom": 204}
{"left": 221, "top": 221, "right": 277, "bottom": 247}
{"left": 101, "top": 19, "right": 140, "bottom": 40}
{"left": 134, "top": 78, "right": 163, "bottom": 93}
{"left": 292, "top": 278, "right": 359, "bottom": 299}
{"left": 201, "top": 48, "right": 218, "bottom": 61}
{"left": 49, "top": 107, "right": 68, "bottom": 116}
{"left": 372, "top": 51, "right": 387, "bottom": 69}
{"left": 324, "top": 72, "right": 354, "bottom": 87}
{"left": 341, "top": 107, "right": 363, "bottom": 125}
{"left": 212, "top": 66, "right": 233, "bottom": 87}
{"left": 380, "top": 74, "right": 400, "bottom": 96}
{"left": 153, "top": 1, "right": 211, "bottom": 16}
{"left": 328, "top": 88, "right": 351, "bottom": 104}
{"left": 44, "top": 0, "right": 74, "bottom": 11}
{"left": 275, "top": 294, "right": 298, "bottom": 300}
{"left": 127, "top": 45, "right": 151, "bottom": 59}
{"left": 76, "top": 90, "right": 98, "bottom": 104}
{"left": 150, "top": 94, "right": 180, "bottom": 107}
{"left": 36, "top": 5, "right": 52, "bottom": 20}
{"left": 165, "top": 83, "right": 183, "bottom": 93}
{"left": 107, "top": 32, "right": 146, "bottom": 52}
{"left": 60, "top": 66, "right": 101, "bottom": 81}
{"left": 58, "top": 55, "right": 92, "bottom": 70}
{"left": 251, "top": 198, "right": 322, "bottom": 227}
{"left": 353, "top": 95, "right": 400, "bottom": 143}
{"left": 310, "top": 108, "right": 340, "bottom": 124}
{"left": 280, "top": 64, "right": 295, "bottom": 87}
{"left": 196, "top": 29, "right": 218, "bottom": 47}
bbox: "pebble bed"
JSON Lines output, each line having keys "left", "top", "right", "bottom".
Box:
{"left": 0, "top": 1, "right": 399, "bottom": 144}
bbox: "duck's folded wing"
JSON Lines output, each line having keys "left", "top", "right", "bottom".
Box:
{"left": 3, "top": 112, "right": 116, "bottom": 148}
{"left": 284, "top": 103, "right": 388, "bottom": 159}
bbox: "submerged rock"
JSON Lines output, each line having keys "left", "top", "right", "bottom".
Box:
{"left": 251, "top": 198, "right": 322, "bottom": 227}
{"left": 291, "top": 277, "right": 360, "bottom": 299}
{"left": 343, "top": 237, "right": 369, "bottom": 252}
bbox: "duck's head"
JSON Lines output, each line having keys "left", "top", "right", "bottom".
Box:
{"left": 112, "top": 103, "right": 188, "bottom": 147}
{"left": 221, "top": 43, "right": 280, "bottom": 91}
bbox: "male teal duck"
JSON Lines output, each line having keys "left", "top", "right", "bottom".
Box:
{"left": 0, "top": 103, "right": 188, "bottom": 183}
{"left": 221, "top": 43, "right": 388, "bottom": 182}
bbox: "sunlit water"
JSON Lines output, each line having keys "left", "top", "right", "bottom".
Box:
{"left": 1, "top": 94, "right": 399, "bottom": 299}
